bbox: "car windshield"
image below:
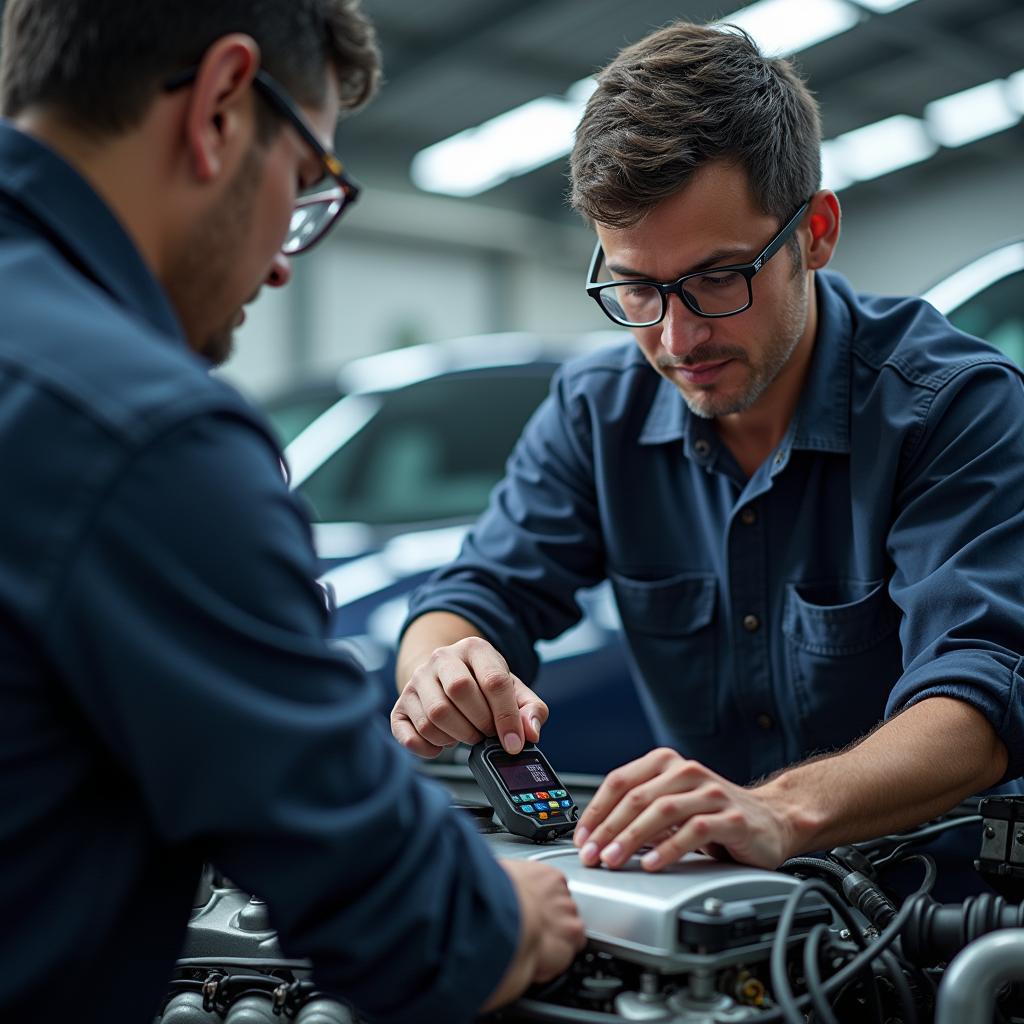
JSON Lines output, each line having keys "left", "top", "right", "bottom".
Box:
{"left": 264, "top": 391, "right": 341, "bottom": 447}
{"left": 945, "top": 269, "right": 1024, "bottom": 368}
{"left": 298, "top": 369, "right": 555, "bottom": 525}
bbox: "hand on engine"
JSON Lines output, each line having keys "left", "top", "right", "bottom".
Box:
{"left": 573, "top": 748, "right": 797, "bottom": 871}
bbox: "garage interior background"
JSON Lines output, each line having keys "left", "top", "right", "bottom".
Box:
{"left": 0, "top": 0, "right": 1020, "bottom": 399}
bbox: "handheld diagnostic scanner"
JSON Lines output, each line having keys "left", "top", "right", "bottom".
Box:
{"left": 468, "top": 738, "right": 579, "bottom": 842}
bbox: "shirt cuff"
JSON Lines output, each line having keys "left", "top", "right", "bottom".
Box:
{"left": 886, "top": 650, "right": 1024, "bottom": 781}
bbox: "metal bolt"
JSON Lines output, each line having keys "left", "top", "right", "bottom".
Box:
{"left": 985, "top": 825, "right": 996, "bottom": 839}
{"left": 1016, "top": 831, "right": 1024, "bottom": 846}
{"left": 838, "top": 928, "right": 851, "bottom": 940}
{"left": 702, "top": 897, "right": 724, "bottom": 916}
{"left": 640, "top": 972, "right": 660, "bottom": 997}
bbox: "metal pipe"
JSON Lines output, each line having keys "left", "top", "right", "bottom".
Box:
{"left": 935, "top": 928, "right": 1024, "bottom": 1024}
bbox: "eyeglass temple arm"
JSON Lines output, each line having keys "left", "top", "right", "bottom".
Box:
{"left": 755, "top": 200, "right": 810, "bottom": 269}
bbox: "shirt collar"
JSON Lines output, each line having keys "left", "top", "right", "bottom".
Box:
{"left": 0, "top": 121, "right": 184, "bottom": 343}
{"left": 638, "top": 269, "right": 853, "bottom": 456}
{"left": 789, "top": 270, "right": 851, "bottom": 454}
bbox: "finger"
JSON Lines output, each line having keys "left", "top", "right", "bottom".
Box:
{"left": 400, "top": 688, "right": 474, "bottom": 748}
{"left": 639, "top": 810, "right": 747, "bottom": 872}
{"left": 407, "top": 666, "right": 486, "bottom": 746}
{"left": 575, "top": 748, "right": 684, "bottom": 847}
{"left": 513, "top": 678, "right": 548, "bottom": 743}
{"left": 434, "top": 655, "right": 492, "bottom": 737}
{"left": 462, "top": 640, "right": 523, "bottom": 753}
{"left": 595, "top": 786, "right": 728, "bottom": 868}
{"left": 390, "top": 707, "right": 445, "bottom": 759}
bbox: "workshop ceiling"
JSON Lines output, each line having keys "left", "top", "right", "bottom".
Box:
{"left": 343, "top": 0, "right": 1024, "bottom": 222}
{"left": 0, "top": 0, "right": 1019, "bottom": 223}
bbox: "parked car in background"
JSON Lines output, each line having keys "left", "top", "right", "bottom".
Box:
{"left": 283, "top": 331, "right": 656, "bottom": 775}
{"left": 923, "top": 239, "right": 1024, "bottom": 365}
{"left": 262, "top": 378, "right": 347, "bottom": 447}
{"left": 279, "top": 247, "right": 1022, "bottom": 776}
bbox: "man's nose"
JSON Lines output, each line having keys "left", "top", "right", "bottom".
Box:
{"left": 660, "top": 292, "right": 711, "bottom": 358}
{"left": 266, "top": 253, "right": 293, "bottom": 289}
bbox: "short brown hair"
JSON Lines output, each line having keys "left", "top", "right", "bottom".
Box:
{"left": 570, "top": 22, "right": 821, "bottom": 227}
{"left": 0, "top": 0, "right": 380, "bottom": 134}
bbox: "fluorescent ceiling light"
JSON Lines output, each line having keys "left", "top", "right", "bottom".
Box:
{"left": 411, "top": 87, "right": 590, "bottom": 197}
{"left": 850, "top": 0, "right": 919, "bottom": 11}
{"left": 724, "top": 0, "right": 861, "bottom": 57}
{"left": 1006, "top": 69, "right": 1024, "bottom": 113}
{"left": 820, "top": 140, "right": 853, "bottom": 192}
{"left": 827, "top": 114, "right": 937, "bottom": 182}
{"left": 926, "top": 79, "right": 1020, "bottom": 148}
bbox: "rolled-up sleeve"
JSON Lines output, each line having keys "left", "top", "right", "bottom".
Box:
{"left": 403, "top": 368, "right": 607, "bottom": 684}
{"left": 886, "top": 362, "right": 1024, "bottom": 779}
{"left": 44, "top": 411, "right": 519, "bottom": 1024}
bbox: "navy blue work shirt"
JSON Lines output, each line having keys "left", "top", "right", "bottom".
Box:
{"left": 406, "top": 269, "right": 1024, "bottom": 824}
{"left": 0, "top": 122, "right": 519, "bottom": 1023}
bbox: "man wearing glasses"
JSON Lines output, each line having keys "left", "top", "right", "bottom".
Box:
{"left": 395, "top": 21, "right": 1024, "bottom": 896}
{"left": 0, "top": 2, "right": 585, "bottom": 1022}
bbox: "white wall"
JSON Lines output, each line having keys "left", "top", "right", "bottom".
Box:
{"left": 831, "top": 158, "right": 1024, "bottom": 296}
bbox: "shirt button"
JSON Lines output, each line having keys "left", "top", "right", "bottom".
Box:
{"left": 693, "top": 439, "right": 711, "bottom": 458}
{"left": 740, "top": 506, "right": 757, "bottom": 526}
{"left": 743, "top": 614, "right": 760, "bottom": 632}
{"left": 756, "top": 713, "right": 774, "bottom": 731}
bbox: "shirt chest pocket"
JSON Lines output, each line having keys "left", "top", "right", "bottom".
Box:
{"left": 609, "top": 571, "right": 717, "bottom": 737}
{"left": 782, "top": 579, "right": 903, "bottom": 754}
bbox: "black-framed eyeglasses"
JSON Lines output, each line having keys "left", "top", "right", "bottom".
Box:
{"left": 164, "top": 67, "right": 360, "bottom": 255}
{"left": 585, "top": 199, "right": 811, "bottom": 328}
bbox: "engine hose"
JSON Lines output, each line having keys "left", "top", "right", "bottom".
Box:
{"left": 781, "top": 856, "right": 897, "bottom": 928}
{"left": 900, "top": 892, "right": 1024, "bottom": 967}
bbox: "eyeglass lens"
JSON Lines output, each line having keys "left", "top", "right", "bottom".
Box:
{"left": 598, "top": 270, "right": 751, "bottom": 325}
{"left": 284, "top": 189, "right": 346, "bottom": 255}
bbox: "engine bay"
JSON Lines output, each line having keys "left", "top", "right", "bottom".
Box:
{"left": 157, "top": 775, "right": 1024, "bottom": 1024}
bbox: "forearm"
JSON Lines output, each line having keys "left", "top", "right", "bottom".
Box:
{"left": 758, "top": 696, "right": 1008, "bottom": 857}
{"left": 396, "top": 610, "right": 482, "bottom": 694}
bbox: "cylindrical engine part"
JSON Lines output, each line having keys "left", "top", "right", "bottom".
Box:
{"left": 224, "top": 995, "right": 277, "bottom": 1024}
{"left": 936, "top": 929, "right": 1024, "bottom": 1024}
{"left": 160, "top": 991, "right": 219, "bottom": 1023}
{"left": 294, "top": 997, "right": 357, "bottom": 1023}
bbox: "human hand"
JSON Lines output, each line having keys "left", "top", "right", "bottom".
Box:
{"left": 573, "top": 748, "right": 797, "bottom": 871}
{"left": 390, "top": 636, "right": 548, "bottom": 758}
{"left": 482, "top": 859, "right": 586, "bottom": 1011}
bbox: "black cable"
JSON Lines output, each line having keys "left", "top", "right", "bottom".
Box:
{"left": 878, "top": 947, "right": 918, "bottom": 1024}
{"left": 760, "top": 853, "right": 935, "bottom": 1024}
{"left": 802, "top": 924, "right": 842, "bottom": 1024}
{"left": 782, "top": 855, "right": 898, "bottom": 929}
{"left": 781, "top": 855, "right": 849, "bottom": 883}
{"left": 771, "top": 878, "right": 885, "bottom": 1024}
{"left": 864, "top": 815, "right": 981, "bottom": 864}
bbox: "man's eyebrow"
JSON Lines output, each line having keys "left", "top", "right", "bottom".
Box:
{"left": 608, "top": 247, "right": 750, "bottom": 279}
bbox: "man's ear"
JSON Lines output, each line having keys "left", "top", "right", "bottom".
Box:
{"left": 803, "top": 190, "right": 841, "bottom": 271}
{"left": 181, "top": 34, "right": 262, "bottom": 184}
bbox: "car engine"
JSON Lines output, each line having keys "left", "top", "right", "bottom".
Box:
{"left": 157, "top": 792, "right": 1024, "bottom": 1023}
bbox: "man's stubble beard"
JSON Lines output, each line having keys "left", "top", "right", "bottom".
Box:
{"left": 675, "top": 262, "right": 809, "bottom": 421}
{"left": 165, "top": 143, "right": 265, "bottom": 368}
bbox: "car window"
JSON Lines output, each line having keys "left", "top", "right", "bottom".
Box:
{"left": 298, "top": 369, "right": 555, "bottom": 525}
{"left": 946, "top": 269, "right": 1024, "bottom": 368}
{"left": 263, "top": 393, "right": 340, "bottom": 447}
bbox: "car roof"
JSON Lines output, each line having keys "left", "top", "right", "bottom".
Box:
{"left": 285, "top": 330, "right": 627, "bottom": 488}
{"left": 922, "top": 240, "right": 1024, "bottom": 316}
